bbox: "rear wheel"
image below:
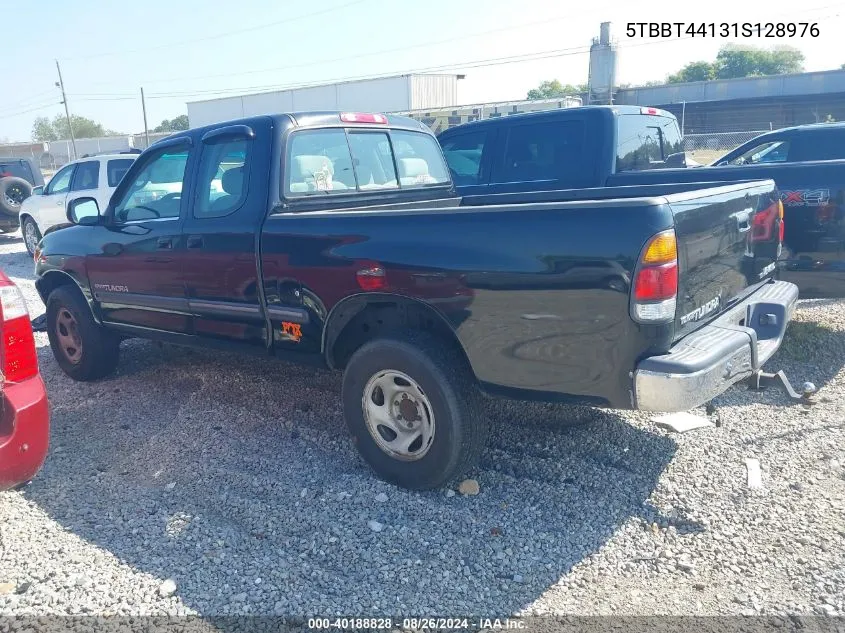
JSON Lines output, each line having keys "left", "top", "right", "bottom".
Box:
{"left": 342, "top": 331, "right": 488, "bottom": 490}
{"left": 46, "top": 286, "right": 120, "bottom": 381}
{"left": 22, "top": 217, "right": 41, "bottom": 256}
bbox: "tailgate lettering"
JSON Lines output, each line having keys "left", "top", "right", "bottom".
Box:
{"left": 680, "top": 295, "right": 721, "bottom": 325}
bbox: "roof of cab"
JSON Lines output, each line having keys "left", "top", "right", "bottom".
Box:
{"left": 435, "top": 104, "right": 675, "bottom": 135}
{"left": 155, "top": 111, "right": 433, "bottom": 147}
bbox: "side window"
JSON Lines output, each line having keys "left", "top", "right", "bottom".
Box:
{"left": 790, "top": 131, "right": 845, "bottom": 162}
{"left": 440, "top": 131, "right": 488, "bottom": 186}
{"left": 287, "top": 129, "right": 352, "bottom": 195}
{"left": 492, "top": 120, "right": 584, "bottom": 184}
{"left": 390, "top": 130, "right": 450, "bottom": 187}
{"left": 112, "top": 147, "right": 189, "bottom": 222}
{"left": 195, "top": 139, "right": 250, "bottom": 219}
{"left": 45, "top": 163, "right": 75, "bottom": 195}
{"left": 107, "top": 159, "right": 135, "bottom": 187}
{"left": 347, "top": 132, "right": 398, "bottom": 190}
{"left": 70, "top": 161, "right": 99, "bottom": 191}
{"left": 729, "top": 140, "right": 789, "bottom": 166}
{"left": 616, "top": 115, "right": 683, "bottom": 172}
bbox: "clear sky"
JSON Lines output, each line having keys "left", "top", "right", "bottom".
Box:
{"left": 1, "top": 0, "right": 843, "bottom": 142}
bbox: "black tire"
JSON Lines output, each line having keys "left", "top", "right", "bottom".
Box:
{"left": 21, "top": 216, "right": 41, "bottom": 257}
{"left": 46, "top": 286, "right": 120, "bottom": 381}
{"left": 342, "top": 331, "right": 488, "bottom": 490}
{"left": 0, "top": 177, "right": 32, "bottom": 216}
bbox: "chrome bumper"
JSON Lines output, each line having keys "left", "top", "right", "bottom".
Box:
{"left": 633, "top": 280, "right": 799, "bottom": 412}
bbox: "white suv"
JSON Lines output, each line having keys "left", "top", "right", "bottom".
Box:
{"left": 19, "top": 153, "right": 137, "bottom": 255}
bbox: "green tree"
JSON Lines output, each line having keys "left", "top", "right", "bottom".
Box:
{"left": 32, "top": 114, "right": 115, "bottom": 141}
{"left": 32, "top": 116, "right": 58, "bottom": 142}
{"left": 527, "top": 80, "right": 586, "bottom": 100}
{"left": 668, "top": 60, "right": 715, "bottom": 83}
{"left": 667, "top": 45, "right": 804, "bottom": 84}
{"left": 152, "top": 114, "right": 189, "bottom": 133}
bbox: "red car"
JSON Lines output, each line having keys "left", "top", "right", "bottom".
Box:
{"left": 0, "top": 270, "right": 49, "bottom": 490}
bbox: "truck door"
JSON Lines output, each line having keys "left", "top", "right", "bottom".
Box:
{"left": 180, "top": 121, "right": 272, "bottom": 348}
{"left": 86, "top": 137, "right": 193, "bottom": 334}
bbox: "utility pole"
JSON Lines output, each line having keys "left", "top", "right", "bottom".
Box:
{"left": 141, "top": 87, "right": 150, "bottom": 146}
{"left": 55, "top": 60, "right": 76, "bottom": 161}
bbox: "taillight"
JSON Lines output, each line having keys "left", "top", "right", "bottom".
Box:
{"left": 640, "top": 107, "right": 660, "bottom": 115}
{"left": 356, "top": 264, "right": 387, "bottom": 291}
{"left": 632, "top": 229, "right": 678, "bottom": 322}
{"left": 340, "top": 112, "right": 388, "bottom": 124}
{"left": 751, "top": 200, "right": 786, "bottom": 243}
{"left": 0, "top": 274, "right": 38, "bottom": 383}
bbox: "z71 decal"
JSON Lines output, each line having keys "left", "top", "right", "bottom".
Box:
{"left": 781, "top": 189, "right": 830, "bottom": 206}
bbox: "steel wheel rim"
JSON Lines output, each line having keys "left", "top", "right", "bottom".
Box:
{"left": 5, "top": 185, "right": 25, "bottom": 207}
{"left": 362, "top": 369, "right": 435, "bottom": 461}
{"left": 24, "top": 222, "right": 38, "bottom": 252}
{"left": 55, "top": 308, "right": 83, "bottom": 364}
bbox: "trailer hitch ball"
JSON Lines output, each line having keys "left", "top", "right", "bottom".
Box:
{"left": 802, "top": 381, "right": 817, "bottom": 398}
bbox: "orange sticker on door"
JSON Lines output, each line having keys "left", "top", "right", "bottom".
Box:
{"left": 281, "top": 321, "right": 302, "bottom": 342}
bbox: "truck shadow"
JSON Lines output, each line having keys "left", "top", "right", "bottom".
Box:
{"left": 22, "top": 339, "right": 681, "bottom": 617}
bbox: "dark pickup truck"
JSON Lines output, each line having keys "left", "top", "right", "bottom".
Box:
{"left": 438, "top": 107, "right": 845, "bottom": 298}
{"left": 34, "top": 111, "right": 803, "bottom": 489}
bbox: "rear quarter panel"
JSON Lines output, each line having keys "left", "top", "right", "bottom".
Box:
{"left": 262, "top": 199, "right": 675, "bottom": 408}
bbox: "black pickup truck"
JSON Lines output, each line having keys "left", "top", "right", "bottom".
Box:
{"left": 439, "top": 107, "right": 845, "bottom": 298}
{"left": 34, "top": 111, "right": 803, "bottom": 489}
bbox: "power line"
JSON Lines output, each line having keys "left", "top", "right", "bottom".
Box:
{"left": 78, "top": 11, "right": 607, "bottom": 89}
{"left": 0, "top": 101, "right": 60, "bottom": 120}
{"left": 60, "top": 0, "right": 370, "bottom": 62}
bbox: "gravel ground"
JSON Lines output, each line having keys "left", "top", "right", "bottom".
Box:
{"left": 0, "top": 229, "right": 844, "bottom": 619}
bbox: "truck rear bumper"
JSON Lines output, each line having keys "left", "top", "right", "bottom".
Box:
{"left": 633, "top": 280, "right": 799, "bottom": 412}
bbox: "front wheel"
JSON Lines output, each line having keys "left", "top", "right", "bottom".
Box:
{"left": 22, "top": 217, "right": 41, "bottom": 257}
{"left": 46, "top": 286, "right": 120, "bottom": 381}
{"left": 342, "top": 332, "right": 488, "bottom": 490}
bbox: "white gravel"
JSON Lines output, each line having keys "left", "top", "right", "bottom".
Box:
{"left": 0, "top": 229, "right": 843, "bottom": 618}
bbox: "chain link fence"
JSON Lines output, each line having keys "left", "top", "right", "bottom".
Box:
{"left": 681, "top": 130, "right": 772, "bottom": 165}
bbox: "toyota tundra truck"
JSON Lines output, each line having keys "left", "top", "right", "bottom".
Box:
{"left": 33, "top": 111, "right": 804, "bottom": 489}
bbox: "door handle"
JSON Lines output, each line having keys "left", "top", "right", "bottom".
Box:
{"left": 57, "top": 201, "right": 64, "bottom": 206}
{"left": 157, "top": 237, "right": 173, "bottom": 249}
{"left": 187, "top": 235, "right": 204, "bottom": 249}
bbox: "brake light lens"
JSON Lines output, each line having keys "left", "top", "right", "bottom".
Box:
{"left": 0, "top": 274, "right": 38, "bottom": 383}
{"left": 356, "top": 264, "right": 387, "bottom": 291}
{"left": 632, "top": 229, "right": 678, "bottom": 322}
{"left": 751, "top": 201, "right": 785, "bottom": 243}
{"left": 640, "top": 107, "right": 660, "bottom": 115}
{"left": 340, "top": 112, "right": 388, "bottom": 124}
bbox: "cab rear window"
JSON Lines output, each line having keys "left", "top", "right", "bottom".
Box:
{"left": 286, "top": 128, "right": 450, "bottom": 196}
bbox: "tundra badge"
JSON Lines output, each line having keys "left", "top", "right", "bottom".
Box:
{"left": 680, "top": 295, "right": 721, "bottom": 325}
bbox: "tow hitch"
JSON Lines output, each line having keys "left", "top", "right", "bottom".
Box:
{"left": 749, "top": 369, "right": 817, "bottom": 403}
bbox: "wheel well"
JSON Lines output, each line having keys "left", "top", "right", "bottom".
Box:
{"left": 35, "top": 272, "right": 90, "bottom": 315}
{"left": 326, "top": 297, "right": 471, "bottom": 373}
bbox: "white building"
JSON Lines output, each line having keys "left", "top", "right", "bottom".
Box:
{"left": 187, "top": 74, "right": 462, "bottom": 128}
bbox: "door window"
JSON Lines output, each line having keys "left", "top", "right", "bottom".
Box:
{"left": 113, "top": 147, "right": 189, "bottom": 222}
{"left": 439, "top": 131, "right": 488, "bottom": 185}
{"left": 45, "top": 163, "right": 75, "bottom": 195}
{"left": 70, "top": 161, "right": 99, "bottom": 191}
{"left": 728, "top": 140, "right": 789, "bottom": 166}
{"left": 194, "top": 140, "right": 250, "bottom": 219}
{"left": 107, "top": 159, "right": 135, "bottom": 187}
{"left": 492, "top": 120, "right": 585, "bottom": 184}
{"left": 789, "top": 130, "right": 845, "bottom": 161}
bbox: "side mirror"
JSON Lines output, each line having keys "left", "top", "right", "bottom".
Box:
{"left": 32, "top": 186, "right": 44, "bottom": 196}
{"left": 67, "top": 197, "right": 101, "bottom": 226}
{"left": 664, "top": 152, "right": 689, "bottom": 168}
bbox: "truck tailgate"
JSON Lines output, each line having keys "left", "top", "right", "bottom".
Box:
{"left": 666, "top": 180, "right": 783, "bottom": 341}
